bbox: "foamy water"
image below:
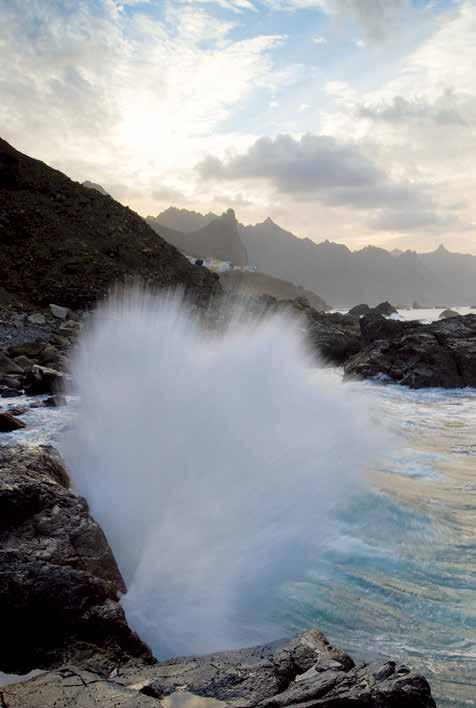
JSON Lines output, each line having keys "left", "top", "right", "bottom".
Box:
{"left": 333, "top": 306, "right": 475, "bottom": 324}
{"left": 64, "top": 290, "right": 382, "bottom": 656}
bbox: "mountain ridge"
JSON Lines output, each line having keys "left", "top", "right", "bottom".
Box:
{"left": 148, "top": 206, "right": 476, "bottom": 307}
{"left": 148, "top": 208, "right": 248, "bottom": 266}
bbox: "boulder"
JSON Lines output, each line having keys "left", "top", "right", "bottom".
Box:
{"left": 8, "top": 341, "right": 46, "bottom": 359}
{"left": 6, "top": 406, "right": 27, "bottom": 417}
{"left": 44, "top": 395, "right": 67, "bottom": 407}
{"left": 38, "top": 345, "right": 61, "bottom": 366}
{"left": 0, "top": 352, "right": 24, "bottom": 375}
{"left": 0, "top": 377, "right": 21, "bottom": 390}
{"left": 49, "top": 304, "right": 69, "bottom": 320}
{"left": 374, "top": 300, "right": 398, "bottom": 316}
{"left": 345, "top": 314, "right": 476, "bottom": 388}
{"left": 347, "top": 303, "right": 371, "bottom": 319}
{"left": 1, "top": 389, "right": 22, "bottom": 398}
{"left": 27, "top": 313, "right": 46, "bottom": 325}
{"left": 0, "top": 446, "right": 154, "bottom": 675}
{"left": 49, "top": 333, "right": 70, "bottom": 347}
{"left": 59, "top": 319, "right": 81, "bottom": 334}
{"left": 24, "top": 364, "right": 68, "bottom": 395}
{"left": 439, "top": 308, "right": 459, "bottom": 320}
{"left": 13, "top": 355, "right": 35, "bottom": 371}
{"left": 0, "top": 412, "right": 26, "bottom": 432}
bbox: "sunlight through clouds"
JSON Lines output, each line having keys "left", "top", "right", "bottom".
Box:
{"left": 1, "top": 0, "right": 475, "bottom": 251}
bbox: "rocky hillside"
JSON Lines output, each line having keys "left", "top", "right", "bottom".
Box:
{"left": 0, "top": 138, "right": 219, "bottom": 309}
{"left": 221, "top": 269, "right": 329, "bottom": 311}
{"left": 147, "top": 208, "right": 249, "bottom": 266}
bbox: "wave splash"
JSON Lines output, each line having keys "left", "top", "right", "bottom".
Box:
{"left": 65, "top": 289, "right": 381, "bottom": 657}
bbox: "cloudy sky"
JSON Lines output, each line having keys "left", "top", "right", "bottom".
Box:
{"left": 2, "top": 0, "right": 476, "bottom": 252}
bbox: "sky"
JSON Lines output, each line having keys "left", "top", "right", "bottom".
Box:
{"left": 1, "top": 0, "right": 476, "bottom": 253}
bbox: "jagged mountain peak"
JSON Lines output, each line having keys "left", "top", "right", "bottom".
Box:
{"left": 82, "top": 180, "right": 109, "bottom": 196}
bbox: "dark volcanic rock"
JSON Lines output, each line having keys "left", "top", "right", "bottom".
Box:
{"left": 345, "top": 314, "right": 476, "bottom": 388}
{"left": 44, "top": 394, "right": 67, "bottom": 407}
{"left": 0, "top": 667, "right": 159, "bottom": 707}
{"left": 347, "top": 303, "right": 371, "bottom": 319}
{"left": 374, "top": 300, "right": 398, "bottom": 316}
{"left": 0, "top": 412, "right": 26, "bottom": 431}
{"left": 306, "top": 310, "right": 362, "bottom": 364}
{"left": 108, "top": 629, "right": 434, "bottom": 708}
{"left": 0, "top": 137, "right": 220, "bottom": 309}
{"left": 348, "top": 302, "right": 398, "bottom": 319}
{"left": 0, "top": 352, "right": 23, "bottom": 375}
{"left": 0, "top": 632, "right": 437, "bottom": 707}
{"left": 359, "top": 312, "right": 415, "bottom": 345}
{"left": 439, "top": 308, "right": 459, "bottom": 319}
{"left": 0, "top": 446, "right": 153, "bottom": 675}
{"left": 23, "top": 364, "right": 68, "bottom": 395}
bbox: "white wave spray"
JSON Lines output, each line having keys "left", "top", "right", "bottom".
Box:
{"left": 64, "top": 289, "right": 382, "bottom": 658}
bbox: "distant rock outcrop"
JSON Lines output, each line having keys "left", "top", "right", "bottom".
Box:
{"left": 347, "top": 304, "right": 372, "bottom": 319}
{"left": 374, "top": 301, "right": 398, "bottom": 316}
{"left": 221, "top": 270, "right": 329, "bottom": 311}
{"left": 0, "top": 138, "right": 219, "bottom": 309}
{"left": 439, "top": 308, "right": 459, "bottom": 319}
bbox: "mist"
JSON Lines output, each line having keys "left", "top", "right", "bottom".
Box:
{"left": 64, "top": 289, "right": 382, "bottom": 657}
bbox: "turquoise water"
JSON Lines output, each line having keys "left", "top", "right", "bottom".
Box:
{"left": 275, "top": 377, "right": 476, "bottom": 707}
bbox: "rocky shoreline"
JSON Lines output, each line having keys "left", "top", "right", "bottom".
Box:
{"left": 0, "top": 444, "right": 436, "bottom": 706}
{"left": 0, "top": 298, "right": 444, "bottom": 705}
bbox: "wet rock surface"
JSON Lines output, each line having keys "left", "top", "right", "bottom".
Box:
{"left": 0, "top": 667, "right": 159, "bottom": 707}
{"left": 307, "top": 311, "right": 362, "bottom": 365}
{"left": 438, "top": 308, "right": 459, "bottom": 320}
{"left": 0, "top": 446, "right": 153, "bottom": 675}
{"left": 0, "top": 411, "right": 26, "bottom": 431}
{"left": 345, "top": 313, "right": 476, "bottom": 388}
{"left": 2, "top": 630, "right": 436, "bottom": 707}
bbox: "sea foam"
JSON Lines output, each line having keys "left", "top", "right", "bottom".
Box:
{"left": 65, "top": 289, "right": 381, "bottom": 657}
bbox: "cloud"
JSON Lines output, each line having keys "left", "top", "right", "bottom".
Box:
{"left": 370, "top": 209, "right": 470, "bottom": 234}
{"left": 198, "top": 133, "right": 408, "bottom": 199}
{"left": 260, "top": 0, "right": 409, "bottom": 40}
{"left": 312, "top": 35, "right": 327, "bottom": 45}
{"left": 188, "top": 0, "right": 411, "bottom": 42}
{"left": 320, "top": 0, "right": 409, "bottom": 41}
{"left": 358, "top": 93, "right": 468, "bottom": 126}
{"left": 151, "top": 185, "right": 191, "bottom": 204}
{"left": 0, "top": 0, "right": 284, "bottom": 185}
{"left": 196, "top": 132, "right": 460, "bottom": 232}
{"left": 183, "top": 0, "right": 257, "bottom": 12}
